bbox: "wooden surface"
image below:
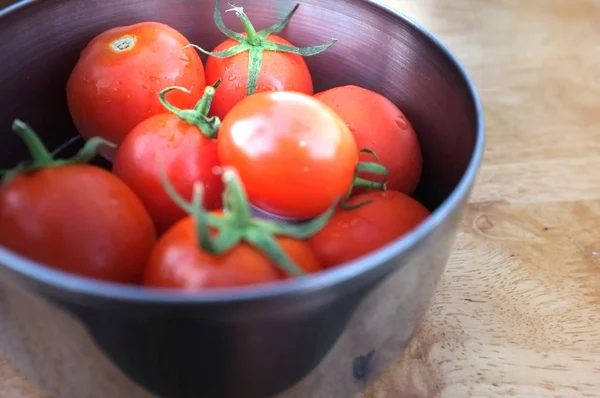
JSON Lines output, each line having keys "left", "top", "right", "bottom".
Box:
{"left": 2, "top": 0, "right": 600, "bottom": 397}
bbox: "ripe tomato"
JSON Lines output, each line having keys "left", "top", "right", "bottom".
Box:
{"left": 218, "top": 91, "right": 358, "bottom": 219}
{"left": 315, "top": 85, "right": 423, "bottom": 195}
{"left": 205, "top": 34, "right": 314, "bottom": 120}
{"left": 143, "top": 215, "right": 322, "bottom": 290}
{"left": 308, "top": 190, "right": 430, "bottom": 268}
{"left": 0, "top": 165, "right": 156, "bottom": 283}
{"left": 197, "top": 1, "right": 335, "bottom": 119}
{"left": 66, "top": 22, "right": 207, "bottom": 160}
{"left": 112, "top": 86, "right": 223, "bottom": 234}
{"left": 143, "top": 166, "right": 329, "bottom": 289}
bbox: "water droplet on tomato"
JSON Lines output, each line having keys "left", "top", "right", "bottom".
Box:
{"left": 228, "top": 74, "right": 237, "bottom": 81}
{"left": 235, "top": 81, "right": 242, "bottom": 89}
{"left": 95, "top": 79, "right": 112, "bottom": 95}
{"left": 212, "top": 166, "right": 223, "bottom": 175}
{"left": 350, "top": 218, "right": 362, "bottom": 227}
{"left": 394, "top": 115, "right": 408, "bottom": 130}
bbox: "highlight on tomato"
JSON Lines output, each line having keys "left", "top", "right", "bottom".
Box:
{"left": 188, "top": 0, "right": 337, "bottom": 119}
{"left": 112, "top": 80, "right": 224, "bottom": 235}
{"left": 308, "top": 190, "right": 431, "bottom": 268}
{"left": 217, "top": 90, "right": 387, "bottom": 220}
{"left": 0, "top": 120, "right": 157, "bottom": 283}
{"left": 66, "top": 22, "right": 207, "bottom": 160}
{"left": 143, "top": 167, "right": 336, "bottom": 290}
{"left": 315, "top": 85, "right": 423, "bottom": 195}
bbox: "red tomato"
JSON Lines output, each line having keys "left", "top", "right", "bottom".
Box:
{"left": 197, "top": 2, "right": 335, "bottom": 119}
{"left": 112, "top": 113, "right": 223, "bottom": 235}
{"left": 143, "top": 216, "right": 322, "bottom": 289}
{"left": 66, "top": 22, "right": 207, "bottom": 160}
{"left": 218, "top": 91, "right": 358, "bottom": 219}
{"left": 315, "top": 85, "right": 423, "bottom": 195}
{"left": 308, "top": 190, "right": 430, "bottom": 268}
{"left": 0, "top": 165, "right": 157, "bottom": 283}
{"left": 206, "top": 34, "right": 314, "bottom": 120}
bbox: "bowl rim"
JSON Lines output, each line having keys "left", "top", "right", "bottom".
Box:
{"left": 0, "top": 0, "right": 485, "bottom": 305}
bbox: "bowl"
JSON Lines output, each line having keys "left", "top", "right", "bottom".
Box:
{"left": 0, "top": 0, "right": 484, "bottom": 397}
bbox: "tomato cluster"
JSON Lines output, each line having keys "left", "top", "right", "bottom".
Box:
{"left": 0, "top": 1, "right": 428, "bottom": 291}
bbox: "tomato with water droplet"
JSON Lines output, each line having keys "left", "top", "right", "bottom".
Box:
{"left": 66, "top": 22, "right": 207, "bottom": 160}
{"left": 112, "top": 85, "right": 224, "bottom": 235}
{"left": 315, "top": 85, "right": 423, "bottom": 195}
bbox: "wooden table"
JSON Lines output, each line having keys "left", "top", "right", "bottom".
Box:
{"left": 2, "top": 0, "right": 600, "bottom": 397}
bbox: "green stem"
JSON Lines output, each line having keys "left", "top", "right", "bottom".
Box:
{"left": 338, "top": 148, "right": 389, "bottom": 210}
{"left": 353, "top": 148, "right": 389, "bottom": 191}
{"left": 246, "top": 47, "right": 264, "bottom": 97}
{"left": 226, "top": 5, "right": 260, "bottom": 45}
{"left": 1, "top": 120, "right": 114, "bottom": 184}
{"left": 214, "top": 0, "right": 246, "bottom": 42}
{"left": 246, "top": 232, "right": 304, "bottom": 276}
{"left": 355, "top": 161, "right": 388, "bottom": 181}
{"left": 159, "top": 167, "right": 337, "bottom": 277}
{"left": 193, "top": 79, "right": 221, "bottom": 115}
{"left": 221, "top": 168, "right": 252, "bottom": 224}
{"left": 13, "top": 120, "right": 53, "bottom": 163}
{"left": 158, "top": 83, "right": 221, "bottom": 139}
{"left": 353, "top": 177, "right": 386, "bottom": 190}
{"left": 260, "top": 4, "right": 300, "bottom": 36}
{"left": 190, "top": 183, "right": 215, "bottom": 253}
{"left": 210, "top": 229, "right": 242, "bottom": 255}
{"left": 188, "top": 1, "right": 336, "bottom": 97}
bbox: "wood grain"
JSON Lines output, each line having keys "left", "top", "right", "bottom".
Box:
{"left": 1, "top": 0, "right": 600, "bottom": 397}
{"left": 360, "top": 0, "right": 600, "bottom": 397}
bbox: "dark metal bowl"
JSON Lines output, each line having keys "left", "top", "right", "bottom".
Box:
{"left": 0, "top": 0, "right": 484, "bottom": 397}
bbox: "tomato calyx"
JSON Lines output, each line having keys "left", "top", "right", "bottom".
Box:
{"left": 0, "top": 119, "right": 114, "bottom": 184}
{"left": 187, "top": 0, "right": 337, "bottom": 96}
{"left": 341, "top": 149, "right": 389, "bottom": 210}
{"left": 160, "top": 166, "right": 336, "bottom": 276}
{"left": 159, "top": 80, "right": 222, "bottom": 139}
{"left": 110, "top": 35, "right": 137, "bottom": 52}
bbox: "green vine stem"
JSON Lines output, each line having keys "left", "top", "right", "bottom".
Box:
{"left": 0, "top": 119, "right": 115, "bottom": 184}
{"left": 341, "top": 148, "right": 389, "bottom": 210}
{"left": 159, "top": 165, "right": 338, "bottom": 277}
{"left": 158, "top": 79, "right": 222, "bottom": 139}
{"left": 187, "top": 0, "right": 337, "bottom": 96}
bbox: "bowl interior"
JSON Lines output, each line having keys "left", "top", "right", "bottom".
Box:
{"left": 0, "top": 0, "right": 478, "bottom": 210}
{"left": 0, "top": 0, "right": 481, "bottom": 305}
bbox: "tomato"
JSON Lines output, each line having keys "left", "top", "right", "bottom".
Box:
{"left": 0, "top": 165, "right": 156, "bottom": 283}
{"left": 143, "top": 216, "right": 322, "bottom": 289}
{"left": 66, "top": 22, "right": 207, "bottom": 160}
{"left": 315, "top": 85, "right": 423, "bottom": 195}
{"left": 0, "top": 120, "right": 156, "bottom": 283}
{"left": 308, "top": 190, "right": 430, "bottom": 268}
{"left": 143, "top": 169, "right": 327, "bottom": 290}
{"left": 218, "top": 91, "right": 358, "bottom": 219}
{"left": 112, "top": 85, "right": 223, "bottom": 234}
{"left": 195, "top": 1, "right": 335, "bottom": 119}
{"left": 205, "top": 34, "right": 315, "bottom": 120}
